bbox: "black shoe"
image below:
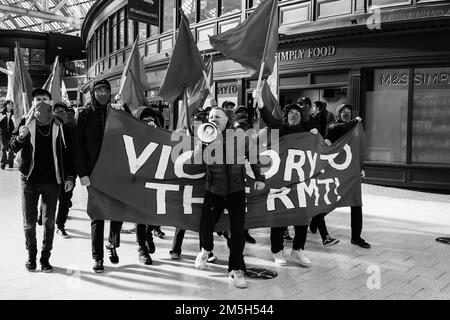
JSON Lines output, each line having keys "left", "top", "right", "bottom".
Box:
{"left": 323, "top": 235, "right": 340, "bottom": 247}
{"left": 245, "top": 232, "right": 256, "bottom": 244}
{"left": 436, "top": 237, "right": 450, "bottom": 245}
{"left": 147, "top": 239, "right": 155, "bottom": 254}
{"left": 0, "top": 163, "right": 5, "bottom": 170}
{"left": 351, "top": 238, "right": 371, "bottom": 249}
{"left": 138, "top": 246, "right": 152, "bottom": 265}
{"left": 40, "top": 259, "right": 53, "bottom": 273}
{"left": 8, "top": 163, "right": 13, "bottom": 169}
{"left": 106, "top": 243, "right": 119, "bottom": 264}
{"left": 153, "top": 228, "right": 165, "bottom": 239}
{"left": 56, "top": 227, "right": 70, "bottom": 239}
{"left": 37, "top": 214, "right": 42, "bottom": 226}
{"left": 309, "top": 222, "right": 317, "bottom": 234}
{"left": 93, "top": 259, "right": 104, "bottom": 273}
{"left": 25, "top": 260, "right": 36, "bottom": 272}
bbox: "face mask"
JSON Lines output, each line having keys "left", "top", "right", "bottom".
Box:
{"left": 94, "top": 87, "right": 111, "bottom": 106}
{"left": 34, "top": 102, "right": 54, "bottom": 125}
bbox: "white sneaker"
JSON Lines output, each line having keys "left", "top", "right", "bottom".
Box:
{"left": 195, "top": 248, "right": 209, "bottom": 269}
{"left": 291, "top": 249, "right": 311, "bottom": 267}
{"left": 229, "top": 270, "right": 248, "bottom": 289}
{"left": 273, "top": 251, "right": 287, "bottom": 266}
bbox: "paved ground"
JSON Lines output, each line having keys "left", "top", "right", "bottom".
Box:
{"left": 1, "top": 167, "right": 449, "bottom": 300}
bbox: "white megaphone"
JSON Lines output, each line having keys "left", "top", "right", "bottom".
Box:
{"left": 197, "top": 121, "right": 218, "bottom": 144}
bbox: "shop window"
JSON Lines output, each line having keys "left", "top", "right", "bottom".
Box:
{"left": 368, "top": 0, "right": 411, "bottom": 7}
{"left": 412, "top": 67, "right": 450, "bottom": 165}
{"left": 138, "top": 22, "right": 148, "bottom": 39}
{"left": 127, "top": 16, "right": 135, "bottom": 45}
{"left": 119, "top": 9, "right": 125, "bottom": 49}
{"left": 104, "top": 21, "right": 109, "bottom": 56}
{"left": 163, "top": 0, "right": 174, "bottom": 32}
{"left": 222, "top": 0, "right": 241, "bottom": 16}
{"left": 364, "top": 68, "right": 408, "bottom": 163}
{"left": 181, "top": 0, "right": 196, "bottom": 23}
{"left": 251, "top": 0, "right": 263, "bottom": 8}
{"left": 111, "top": 14, "right": 117, "bottom": 52}
{"left": 150, "top": 25, "right": 159, "bottom": 37}
{"left": 29, "top": 49, "right": 45, "bottom": 65}
{"left": 200, "top": 0, "right": 217, "bottom": 21}
{"left": 99, "top": 26, "right": 103, "bottom": 59}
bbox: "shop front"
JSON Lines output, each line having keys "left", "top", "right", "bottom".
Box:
{"left": 257, "top": 26, "right": 450, "bottom": 191}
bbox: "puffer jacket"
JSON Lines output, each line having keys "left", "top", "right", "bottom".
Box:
{"left": 204, "top": 124, "right": 265, "bottom": 197}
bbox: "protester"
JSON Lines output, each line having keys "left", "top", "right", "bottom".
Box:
{"left": 232, "top": 105, "right": 257, "bottom": 244}
{"left": 327, "top": 103, "right": 371, "bottom": 249}
{"left": 52, "top": 103, "right": 76, "bottom": 239}
{"left": 256, "top": 92, "right": 317, "bottom": 267}
{"left": 130, "top": 106, "right": 166, "bottom": 265}
{"left": 170, "top": 109, "right": 218, "bottom": 263}
{"left": 0, "top": 100, "right": 15, "bottom": 169}
{"left": 312, "top": 100, "right": 335, "bottom": 137}
{"left": 74, "top": 79, "right": 124, "bottom": 273}
{"left": 10, "top": 89, "right": 75, "bottom": 272}
{"left": 194, "top": 107, "right": 265, "bottom": 289}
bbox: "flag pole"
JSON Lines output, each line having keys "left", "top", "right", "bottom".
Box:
{"left": 117, "top": 35, "right": 140, "bottom": 100}
{"left": 254, "top": 0, "right": 277, "bottom": 98}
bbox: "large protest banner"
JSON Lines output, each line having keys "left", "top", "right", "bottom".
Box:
{"left": 88, "top": 109, "right": 365, "bottom": 232}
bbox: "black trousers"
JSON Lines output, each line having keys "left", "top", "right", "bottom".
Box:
{"left": 136, "top": 224, "right": 154, "bottom": 247}
{"left": 91, "top": 220, "right": 123, "bottom": 260}
{"left": 311, "top": 213, "right": 329, "bottom": 241}
{"left": 199, "top": 190, "right": 246, "bottom": 272}
{"left": 171, "top": 228, "right": 185, "bottom": 254}
{"left": 1, "top": 141, "right": 14, "bottom": 166}
{"left": 21, "top": 177, "right": 60, "bottom": 260}
{"left": 271, "top": 225, "right": 308, "bottom": 253}
{"left": 351, "top": 206, "right": 363, "bottom": 240}
{"left": 55, "top": 182, "right": 75, "bottom": 229}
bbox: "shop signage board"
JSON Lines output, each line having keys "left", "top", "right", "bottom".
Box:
{"left": 128, "top": 0, "right": 159, "bottom": 26}
{"left": 277, "top": 45, "right": 337, "bottom": 62}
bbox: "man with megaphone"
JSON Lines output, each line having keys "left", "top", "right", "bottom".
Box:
{"left": 194, "top": 107, "right": 266, "bottom": 289}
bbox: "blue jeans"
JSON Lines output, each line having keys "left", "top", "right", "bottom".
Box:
{"left": 21, "top": 176, "right": 60, "bottom": 260}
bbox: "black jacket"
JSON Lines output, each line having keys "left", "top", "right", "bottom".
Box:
{"left": 202, "top": 125, "right": 265, "bottom": 197}
{"left": 326, "top": 119, "right": 359, "bottom": 143}
{"left": 9, "top": 118, "right": 75, "bottom": 183}
{"left": 0, "top": 112, "right": 15, "bottom": 144}
{"left": 260, "top": 105, "right": 307, "bottom": 136}
{"left": 74, "top": 103, "right": 108, "bottom": 178}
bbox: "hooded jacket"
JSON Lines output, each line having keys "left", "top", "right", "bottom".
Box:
{"left": 74, "top": 79, "right": 112, "bottom": 178}
{"left": 132, "top": 106, "right": 164, "bottom": 128}
{"left": 10, "top": 117, "right": 75, "bottom": 184}
{"left": 326, "top": 104, "right": 359, "bottom": 143}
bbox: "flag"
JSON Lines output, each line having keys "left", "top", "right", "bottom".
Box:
{"left": 261, "top": 80, "right": 282, "bottom": 121}
{"left": 12, "top": 43, "right": 33, "bottom": 124}
{"left": 118, "top": 36, "right": 151, "bottom": 112}
{"left": 42, "top": 56, "right": 62, "bottom": 103}
{"left": 209, "top": 0, "right": 278, "bottom": 76}
{"left": 1, "top": 61, "right": 14, "bottom": 101}
{"left": 176, "top": 56, "right": 213, "bottom": 130}
{"left": 158, "top": 10, "right": 206, "bottom": 103}
{"left": 61, "top": 79, "right": 70, "bottom": 105}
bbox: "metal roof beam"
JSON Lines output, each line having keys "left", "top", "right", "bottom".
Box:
{"left": 0, "top": 3, "right": 83, "bottom": 27}
{"left": 50, "top": 0, "right": 69, "bottom": 14}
